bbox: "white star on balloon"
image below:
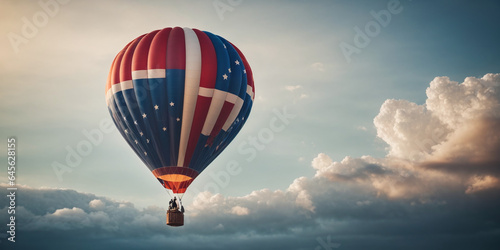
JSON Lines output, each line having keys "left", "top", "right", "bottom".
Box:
{"left": 235, "top": 60, "right": 240, "bottom": 65}
{"left": 176, "top": 117, "right": 180, "bottom": 122}
{"left": 154, "top": 105, "right": 159, "bottom": 110}
{"left": 223, "top": 74, "right": 228, "bottom": 80}
{"left": 163, "top": 127, "right": 167, "bottom": 131}
{"left": 142, "top": 113, "right": 147, "bottom": 118}
{"left": 170, "top": 102, "right": 175, "bottom": 106}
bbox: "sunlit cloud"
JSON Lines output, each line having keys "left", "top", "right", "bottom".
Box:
{"left": 466, "top": 175, "right": 500, "bottom": 194}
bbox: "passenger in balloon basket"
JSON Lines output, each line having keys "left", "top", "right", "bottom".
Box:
{"left": 169, "top": 197, "right": 178, "bottom": 211}
{"left": 168, "top": 197, "right": 185, "bottom": 213}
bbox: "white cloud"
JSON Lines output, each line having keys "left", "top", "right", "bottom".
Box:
{"left": 310, "top": 74, "right": 500, "bottom": 198}
{"left": 357, "top": 126, "right": 368, "bottom": 131}
{"left": 285, "top": 85, "right": 308, "bottom": 103}
{"left": 295, "top": 189, "right": 315, "bottom": 212}
{"left": 288, "top": 177, "right": 315, "bottom": 212}
{"left": 426, "top": 74, "right": 500, "bottom": 130}
{"left": 285, "top": 85, "right": 302, "bottom": 92}
{"left": 52, "top": 207, "right": 86, "bottom": 217}
{"left": 231, "top": 206, "right": 249, "bottom": 215}
{"left": 89, "top": 199, "right": 105, "bottom": 210}
{"left": 311, "top": 153, "right": 334, "bottom": 171}
{"left": 374, "top": 73, "right": 500, "bottom": 162}
{"left": 374, "top": 99, "right": 450, "bottom": 161}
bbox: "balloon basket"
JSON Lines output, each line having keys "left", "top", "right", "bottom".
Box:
{"left": 166, "top": 209, "right": 184, "bottom": 227}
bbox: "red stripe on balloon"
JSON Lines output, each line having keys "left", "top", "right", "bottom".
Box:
{"left": 148, "top": 28, "right": 172, "bottom": 70}
{"left": 166, "top": 27, "right": 186, "bottom": 70}
{"left": 119, "top": 36, "right": 144, "bottom": 82}
{"left": 110, "top": 38, "right": 137, "bottom": 88}
{"left": 106, "top": 55, "right": 119, "bottom": 93}
{"left": 132, "top": 30, "right": 159, "bottom": 71}
{"left": 194, "top": 29, "right": 217, "bottom": 88}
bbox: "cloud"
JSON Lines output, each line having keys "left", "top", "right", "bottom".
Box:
{"left": 188, "top": 73, "right": 500, "bottom": 224}
{"left": 285, "top": 85, "right": 309, "bottom": 102}
{"left": 288, "top": 75, "right": 500, "bottom": 201}
{"left": 230, "top": 206, "right": 249, "bottom": 216}
{"left": 466, "top": 175, "right": 500, "bottom": 194}
{"left": 89, "top": 199, "right": 106, "bottom": 210}
{"left": 425, "top": 74, "right": 500, "bottom": 129}
{"left": 357, "top": 125, "right": 368, "bottom": 131}
{"left": 285, "top": 85, "right": 302, "bottom": 92}
{"left": 1, "top": 74, "right": 499, "bottom": 249}
{"left": 374, "top": 99, "right": 450, "bottom": 161}
{"left": 370, "top": 74, "right": 500, "bottom": 195}
{"left": 375, "top": 74, "right": 500, "bottom": 162}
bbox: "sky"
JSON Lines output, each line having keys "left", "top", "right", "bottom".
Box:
{"left": 1, "top": 0, "right": 500, "bottom": 249}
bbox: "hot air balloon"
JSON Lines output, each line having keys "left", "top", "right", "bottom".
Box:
{"left": 105, "top": 27, "right": 254, "bottom": 226}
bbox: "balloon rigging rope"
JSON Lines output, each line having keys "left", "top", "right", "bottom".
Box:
{"left": 165, "top": 189, "right": 173, "bottom": 199}
{"left": 164, "top": 189, "right": 184, "bottom": 208}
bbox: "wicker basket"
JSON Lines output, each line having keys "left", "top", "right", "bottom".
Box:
{"left": 166, "top": 210, "right": 184, "bottom": 227}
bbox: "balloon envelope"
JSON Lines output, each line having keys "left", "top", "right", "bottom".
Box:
{"left": 105, "top": 27, "right": 254, "bottom": 194}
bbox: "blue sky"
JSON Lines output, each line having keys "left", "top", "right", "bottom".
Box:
{"left": 1, "top": 0, "right": 500, "bottom": 249}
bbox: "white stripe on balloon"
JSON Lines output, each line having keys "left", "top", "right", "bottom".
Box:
{"left": 177, "top": 28, "right": 202, "bottom": 167}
